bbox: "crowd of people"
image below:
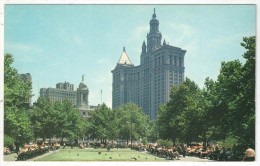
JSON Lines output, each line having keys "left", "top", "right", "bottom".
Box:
{"left": 4, "top": 141, "right": 255, "bottom": 161}
{"left": 4, "top": 142, "right": 61, "bottom": 161}
{"left": 131, "top": 143, "right": 255, "bottom": 161}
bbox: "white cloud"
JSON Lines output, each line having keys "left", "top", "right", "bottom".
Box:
{"left": 4, "top": 42, "right": 42, "bottom": 62}
{"left": 162, "top": 21, "right": 199, "bottom": 58}
{"left": 50, "top": 62, "right": 61, "bottom": 66}
{"left": 97, "top": 58, "right": 110, "bottom": 65}
{"left": 57, "top": 28, "right": 84, "bottom": 47}
{"left": 5, "top": 42, "right": 42, "bottom": 53}
{"left": 206, "top": 33, "right": 244, "bottom": 50}
{"left": 132, "top": 25, "right": 149, "bottom": 41}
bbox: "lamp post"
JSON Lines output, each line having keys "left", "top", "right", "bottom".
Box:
{"left": 130, "top": 114, "right": 132, "bottom": 148}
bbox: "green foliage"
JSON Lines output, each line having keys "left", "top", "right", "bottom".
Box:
{"left": 4, "top": 135, "right": 15, "bottom": 148}
{"left": 4, "top": 54, "right": 32, "bottom": 109}
{"left": 4, "top": 108, "right": 34, "bottom": 144}
{"left": 57, "top": 99, "right": 86, "bottom": 140}
{"left": 156, "top": 36, "right": 255, "bottom": 148}
{"left": 157, "top": 78, "right": 204, "bottom": 144}
{"left": 31, "top": 97, "right": 86, "bottom": 141}
{"left": 30, "top": 97, "right": 55, "bottom": 139}
{"left": 141, "top": 138, "right": 148, "bottom": 145}
{"left": 156, "top": 139, "right": 173, "bottom": 148}
{"left": 115, "top": 103, "right": 149, "bottom": 144}
{"left": 88, "top": 103, "right": 149, "bottom": 145}
{"left": 146, "top": 120, "right": 159, "bottom": 143}
{"left": 217, "top": 134, "right": 239, "bottom": 149}
{"left": 89, "top": 104, "right": 118, "bottom": 142}
{"left": 4, "top": 53, "right": 33, "bottom": 145}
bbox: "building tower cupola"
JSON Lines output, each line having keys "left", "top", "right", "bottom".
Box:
{"left": 150, "top": 8, "right": 159, "bottom": 32}
{"left": 77, "top": 75, "right": 89, "bottom": 108}
{"left": 147, "top": 8, "right": 162, "bottom": 52}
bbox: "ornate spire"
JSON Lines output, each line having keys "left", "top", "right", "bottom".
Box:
{"left": 147, "top": 8, "right": 162, "bottom": 52}
{"left": 153, "top": 8, "right": 156, "bottom": 19}
{"left": 163, "top": 39, "right": 166, "bottom": 45}
{"left": 142, "top": 41, "right": 146, "bottom": 53}
{"left": 123, "top": 46, "right": 126, "bottom": 52}
{"left": 142, "top": 41, "right": 146, "bottom": 47}
{"left": 82, "top": 75, "right": 85, "bottom": 82}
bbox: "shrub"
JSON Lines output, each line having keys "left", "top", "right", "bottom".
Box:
{"left": 156, "top": 139, "right": 173, "bottom": 148}
{"left": 4, "top": 135, "right": 14, "bottom": 149}
{"left": 217, "top": 134, "right": 238, "bottom": 149}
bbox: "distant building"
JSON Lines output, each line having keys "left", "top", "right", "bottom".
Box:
{"left": 76, "top": 75, "right": 97, "bottom": 118}
{"left": 112, "top": 9, "right": 186, "bottom": 119}
{"left": 40, "top": 76, "right": 97, "bottom": 118}
{"left": 19, "top": 73, "right": 33, "bottom": 108}
{"left": 40, "top": 82, "right": 77, "bottom": 106}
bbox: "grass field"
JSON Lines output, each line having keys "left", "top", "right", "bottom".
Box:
{"left": 36, "top": 148, "right": 168, "bottom": 161}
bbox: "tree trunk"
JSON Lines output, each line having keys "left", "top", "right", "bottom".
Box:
{"left": 14, "top": 142, "right": 20, "bottom": 154}
{"left": 131, "top": 138, "right": 133, "bottom": 148}
{"left": 61, "top": 137, "right": 64, "bottom": 145}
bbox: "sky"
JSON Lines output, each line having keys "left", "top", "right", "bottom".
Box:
{"left": 4, "top": 4, "right": 256, "bottom": 108}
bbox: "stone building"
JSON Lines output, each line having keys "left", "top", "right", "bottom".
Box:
{"left": 40, "top": 76, "right": 97, "bottom": 118}
{"left": 40, "top": 81, "right": 77, "bottom": 106}
{"left": 112, "top": 9, "right": 186, "bottom": 119}
{"left": 76, "top": 75, "right": 97, "bottom": 118}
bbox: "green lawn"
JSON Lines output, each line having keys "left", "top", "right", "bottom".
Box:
{"left": 36, "top": 148, "right": 168, "bottom": 161}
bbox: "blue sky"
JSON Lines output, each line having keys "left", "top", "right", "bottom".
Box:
{"left": 4, "top": 4, "right": 256, "bottom": 108}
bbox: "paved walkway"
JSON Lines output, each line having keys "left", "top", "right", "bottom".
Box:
{"left": 176, "top": 156, "right": 213, "bottom": 162}
{"left": 3, "top": 150, "right": 60, "bottom": 161}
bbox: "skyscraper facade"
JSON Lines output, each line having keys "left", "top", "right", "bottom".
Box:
{"left": 112, "top": 9, "right": 186, "bottom": 119}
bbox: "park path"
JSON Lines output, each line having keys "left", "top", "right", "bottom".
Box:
{"left": 3, "top": 149, "right": 60, "bottom": 161}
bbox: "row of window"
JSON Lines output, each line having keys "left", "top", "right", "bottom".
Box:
{"left": 155, "top": 55, "right": 183, "bottom": 66}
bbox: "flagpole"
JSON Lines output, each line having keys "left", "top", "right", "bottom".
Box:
{"left": 101, "top": 89, "right": 102, "bottom": 105}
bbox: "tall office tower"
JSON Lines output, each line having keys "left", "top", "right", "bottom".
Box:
{"left": 112, "top": 9, "right": 186, "bottom": 119}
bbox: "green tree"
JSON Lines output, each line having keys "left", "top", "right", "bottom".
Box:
{"left": 201, "top": 78, "right": 222, "bottom": 141}
{"left": 4, "top": 54, "right": 31, "bottom": 109}
{"left": 238, "top": 36, "right": 255, "bottom": 146}
{"left": 54, "top": 99, "right": 86, "bottom": 142}
{"left": 31, "top": 98, "right": 86, "bottom": 143}
{"left": 89, "top": 104, "right": 117, "bottom": 144}
{"left": 203, "top": 36, "right": 255, "bottom": 147}
{"left": 115, "top": 103, "right": 149, "bottom": 147}
{"left": 157, "top": 78, "right": 204, "bottom": 145}
{"left": 30, "top": 97, "right": 57, "bottom": 141}
{"left": 147, "top": 120, "right": 159, "bottom": 143}
{"left": 4, "top": 108, "right": 33, "bottom": 150}
{"left": 4, "top": 53, "right": 33, "bottom": 151}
